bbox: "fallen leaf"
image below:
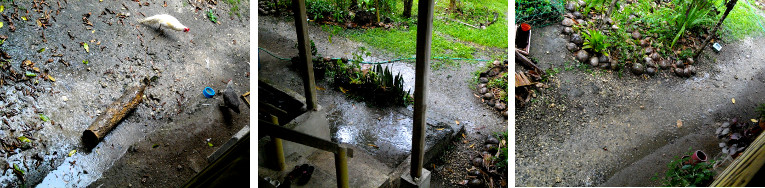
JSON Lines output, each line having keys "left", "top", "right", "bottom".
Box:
{"left": 40, "top": 114, "right": 50, "bottom": 122}
{"left": 0, "top": 22, "right": 3, "bottom": 29}
{"left": 339, "top": 87, "right": 348, "bottom": 93}
{"left": 152, "top": 144, "right": 159, "bottom": 148}
{"left": 83, "top": 60, "right": 89, "bottom": 65}
{"left": 92, "top": 30, "right": 95, "bottom": 34}
{"left": 462, "top": 133, "right": 466, "bottom": 139}
{"left": 36, "top": 19, "right": 42, "bottom": 27}
{"left": 368, "top": 144, "right": 379, "bottom": 149}
{"left": 68, "top": 150, "right": 77, "bottom": 157}
{"left": 676, "top": 119, "right": 683, "bottom": 128}
{"left": 457, "top": 180, "right": 468, "bottom": 185}
{"left": 38, "top": 48, "right": 45, "bottom": 53}
{"left": 17, "top": 136, "right": 31, "bottom": 143}
{"left": 315, "top": 86, "right": 326, "bottom": 91}
{"left": 732, "top": 98, "right": 736, "bottom": 104}
{"left": 455, "top": 120, "right": 460, "bottom": 125}
{"left": 207, "top": 142, "right": 213, "bottom": 147}
{"left": 83, "top": 42, "right": 89, "bottom": 52}
{"left": 0, "top": 5, "right": 4, "bottom": 12}
{"left": 32, "top": 67, "right": 40, "bottom": 72}
{"left": 436, "top": 128, "right": 445, "bottom": 131}
{"left": 21, "top": 16, "right": 27, "bottom": 21}
{"left": 25, "top": 72, "right": 37, "bottom": 77}
{"left": 13, "top": 164, "right": 24, "bottom": 175}
{"left": 48, "top": 75, "right": 55, "bottom": 82}
{"left": 752, "top": 119, "right": 759, "bottom": 123}
{"left": 469, "top": 143, "right": 475, "bottom": 148}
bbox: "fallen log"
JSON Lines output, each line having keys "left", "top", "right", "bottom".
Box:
{"left": 515, "top": 49, "right": 541, "bottom": 72}
{"left": 82, "top": 78, "right": 148, "bottom": 148}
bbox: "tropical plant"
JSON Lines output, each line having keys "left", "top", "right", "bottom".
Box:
{"left": 652, "top": 150, "right": 716, "bottom": 187}
{"left": 582, "top": 29, "right": 611, "bottom": 56}
{"left": 669, "top": 0, "right": 715, "bottom": 48}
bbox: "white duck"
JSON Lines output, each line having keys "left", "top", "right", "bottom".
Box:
{"left": 139, "top": 14, "right": 190, "bottom": 32}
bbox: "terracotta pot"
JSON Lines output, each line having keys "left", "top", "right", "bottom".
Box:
{"left": 690, "top": 150, "right": 708, "bottom": 165}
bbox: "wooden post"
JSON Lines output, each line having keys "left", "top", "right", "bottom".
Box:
{"left": 412, "top": 0, "right": 435, "bottom": 179}
{"left": 711, "top": 130, "right": 765, "bottom": 186}
{"left": 82, "top": 78, "right": 148, "bottom": 148}
{"left": 292, "top": 0, "right": 318, "bottom": 111}
{"left": 267, "top": 115, "right": 286, "bottom": 171}
{"left": 334, "top": 147, "right": 349, "bottom": 188}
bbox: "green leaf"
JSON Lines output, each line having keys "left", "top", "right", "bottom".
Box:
{"left": 13, "top": 164, "right": 24, "bottom": 175}
{"left": 82, "top": 42, "right": 89, "bottom": 52}
{"left": 39, "top": 114, "right": 50, "bottom": 122}
{"left": 25, "top": 72, "right": 37, "bottom": 77}
{"left": 38, "top": 48, "right": 45, "bottom": 53}
{"left": 208, "top": 142, "right": 213, "bottom": 147}
{"left": 68, "top": 149, "right": 76, "bottom": 157}
{"left": 17, "top": 136, "right": 30, "bottom": 143}
{"left": 83, "top": 60, "right": 89, "bottom": 65}
{"left": 152, "top": 144, "right": 159, "bottom": 148}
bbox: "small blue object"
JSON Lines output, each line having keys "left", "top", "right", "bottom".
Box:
{"left": 203, "top": 87, "right": 215, "bottom": 98}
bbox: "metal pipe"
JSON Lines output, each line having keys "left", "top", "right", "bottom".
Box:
{"left": 82, "top": 78, "right": 148, "bottom": 148}
{"left": 412, "top": 0, "right": 435, "bottom": 179}
{"left": 268, "top": 115, "right": 286, "bottom": 171}
{"left": 292, "top": 0, "right": 318, "bottom": 111}
{"left": 334, "top": 147, "right": 349, "bottom": 188}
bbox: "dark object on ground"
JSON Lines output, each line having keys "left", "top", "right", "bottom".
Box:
{"left": 82, "top": 78, "right": 149, "bottom": 148}
{"left": 283, "top": 164, "right": 315, "bottom": 186}
{"left": 223, "top": 80, "right": 241, "bottom": 113}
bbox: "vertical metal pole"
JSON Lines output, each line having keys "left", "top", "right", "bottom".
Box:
{"left": 292, "top": 0, "right": 318, "bottom": 111}
{"left": 411, "top": 0, "right": 435, "bottom": 179}
{"left": 334, "top": 147, "right": 349, "bottom": 188}
{"left": 268, "top": 115, "right": 286, "bottom": 170}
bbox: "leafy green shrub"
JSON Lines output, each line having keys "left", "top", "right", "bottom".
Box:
{"left": 756, "top": 104, "right": 765, "bottom": 118}
{"left": 307, "top": 0, "right": 336, "bottom": 21}
{"left": 328, "top": 58, "right": 413, "bottom": 107}
{"left": 652, "top": 150, "right": 716, "bottom": 187}
{"left": 582, "top": 29, "right": 611, "bottom": 56}
{"left": 669, "top": 0, "right": 715, "bottom": 47}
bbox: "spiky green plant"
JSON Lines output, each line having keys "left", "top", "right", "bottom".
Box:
{"left": 582, "top": 29, "right": 611, "bottom": 56}
{"left": 669, "top": 0, "right": 715, "bottom": 48}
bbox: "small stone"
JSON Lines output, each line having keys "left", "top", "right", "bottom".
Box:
{"left": 644, "top": 57, "right": 654, "bottom": 67}
{"left": 566, "top": 43, "right": 579, "bottom": 51}
{"left": 719, "top": 142, "right": 726, "bottom": 148}
{"left": 599, "top": 55, "right": 609, "bottom": 64}
{"left": 716, "top": 127, "right": 723, "bottom": 135}
{"left": 486, "top": 100, "right": 495, "bottom": 107}
{"left": 479, "top": 87, "right": 488, "bottom": 94}
{"left": 646, "top": 67, "right": 656, "bottom": 75}
{"left": 644, "top": 47, "right": 653, "bottom": 55}
{"left": 589, "top": 57, "right": 599, "bottom": 67}
{"left": 687, "top": 65, "right": 696, "bottom": 75}
{"left": 632, "top": 31, "right": 641, "bottom": 40}
{"left": 674, "top": 68, "right": 685, "bottom": 77}
{"left": 578, "top": 0, "right": 586, "bottom": 6}
{"left": 485, "top": 144, "right": 498, "bottom": 153}
{"left": 722, "top": 147, "right": 729, "bottom": 154}
{"left": 493, "top": 60, "right": 501, "bottom": 66}
{"left": 576, "top": 50, "right": 590, "bottom": 63}
{"left": 483, "top": 92, "right": 494, "bottom": 100}
{"left": 486, "top": 136, "right": 499, "bottom": 144}
{"left": 573, "top": 11, "right": 583, "bottom": 19}
{"left": 722, "top": 128, "right": 730, "bottom": 135}
{"left": 576, "top": 19, "right": 586, "bottom": 26}
{"left": 468, "top": 178, "right": 484, "bottom": 188}
{"left": 722, "top": 122, "right": 731, "bottom": 128}
{"left": 631, "top": 63, "right": 644, "bottom": 75}
{"left": 177, "top": 164, "right": 183, "bottom": 171}
{"left": 472, "top": 157, "right": 483, "bottom": 167}
{"left": 563, "top": 27, "right": 574, "bottom": 34}
{"left": 494, "top": 102, "right": 506, "bottom": 111}
{"left": 566, "top": 2, "right": 577, "bottom": 11}
{"left": 571, "top": 33, "right": 584, "bottom": 45}
{"left": 650, "top": 53, "right": 660, "bottom": 60}
{"left": 62, "top": 96, "right": 68, "bottom": 102}
{"left": 479, "top": 77, "right": 488, "bottom": 83}
{"left": 640, "top": 38, "right": 650, "bottom": 47}
{"left": 611, "top": 25, "right": 619, "bottom": 30}
{"left": 686, "top": 57, "right": 694, "bottom": 64}
{"left": 675, "top": 60, "right": 684, "bottom": 68}
{"left": 562, "top": 18, "right": 575, "bottom": 27}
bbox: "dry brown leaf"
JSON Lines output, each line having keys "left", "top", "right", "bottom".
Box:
{"left": 676, "top": 119, "right": 683, "bottom": 128}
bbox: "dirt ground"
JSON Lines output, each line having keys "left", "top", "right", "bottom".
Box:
{"left": 0, "top": 0, "right": 249, "bottom": 187}
{"left": 515, "top": 25, "right": 765, "bottom": 186}
{"left": 258, "top": 15, "right": 507, "bottom": 187}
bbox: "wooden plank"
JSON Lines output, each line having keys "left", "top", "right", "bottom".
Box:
{"left": 711, "top": 131, "right": 765, "bottom": 186}
{"left": 258, "top": 120, "right": 353, "bottom": 158}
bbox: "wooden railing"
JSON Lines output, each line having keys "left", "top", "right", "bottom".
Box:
{"left": 711, "top": 131, "right": 765, "bottom": 186}
{"left": 259, "top": 120, "right": 353, "bottom": 188}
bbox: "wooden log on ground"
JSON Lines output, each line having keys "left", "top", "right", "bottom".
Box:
{"left": 711, "top": 130, "right": 765, "bottom": 186}
{"left": 82, "top": 78, "right": 148, "bottom": 148}
{"left": 515, "top": 49, "right": 540, "bottom": 72}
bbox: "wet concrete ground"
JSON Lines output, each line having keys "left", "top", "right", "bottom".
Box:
{"left": 515, "top": 25, "right": 765, "bottom": 186}
{"left": 258, "top": 15, "right": 507, "bottom": 185}
{"left": 0, "top": 0, "right": 249, "bottom": 187}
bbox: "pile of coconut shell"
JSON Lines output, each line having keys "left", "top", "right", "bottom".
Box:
{"left": 476, "top": 60, "right": 508, "bottom": 118}
{"left": 715, "top": 117, "right": 764, "bottom": 161}
{"left": 458, "top": 135, "right": 507, "bottom": 188}
{"left": 560, "top": 1, "right": 700, "bottom": 78}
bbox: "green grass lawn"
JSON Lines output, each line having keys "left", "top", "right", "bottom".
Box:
{"left": 330, "top": 0, "right": 507, "bottom": 69}
{"left": 718, "top": 0, "right": 765, "bottom": 41}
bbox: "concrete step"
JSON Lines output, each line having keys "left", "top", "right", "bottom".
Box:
{"left": 259, "top": 145, "right": 393, "bottom": 188}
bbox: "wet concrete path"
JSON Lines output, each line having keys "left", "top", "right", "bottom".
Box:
{"left": 515, "top": 25, "right": 765, "bottom": 186}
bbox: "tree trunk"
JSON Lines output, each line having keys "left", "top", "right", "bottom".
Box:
{"left": 607, "top": 0, "right": 618, "bottom": 16}
{"left": 403, "top": 0, "right": 413, "bottom": 18}
{"left": 694, "top": 0, "right": 738, "bottom": 60}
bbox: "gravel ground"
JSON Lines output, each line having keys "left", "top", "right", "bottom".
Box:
{"left": 515, "top": 25, "right": 765, "bottom": 186}
{"left": 0, "top": 0, "right": 249, "bottom": 187}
